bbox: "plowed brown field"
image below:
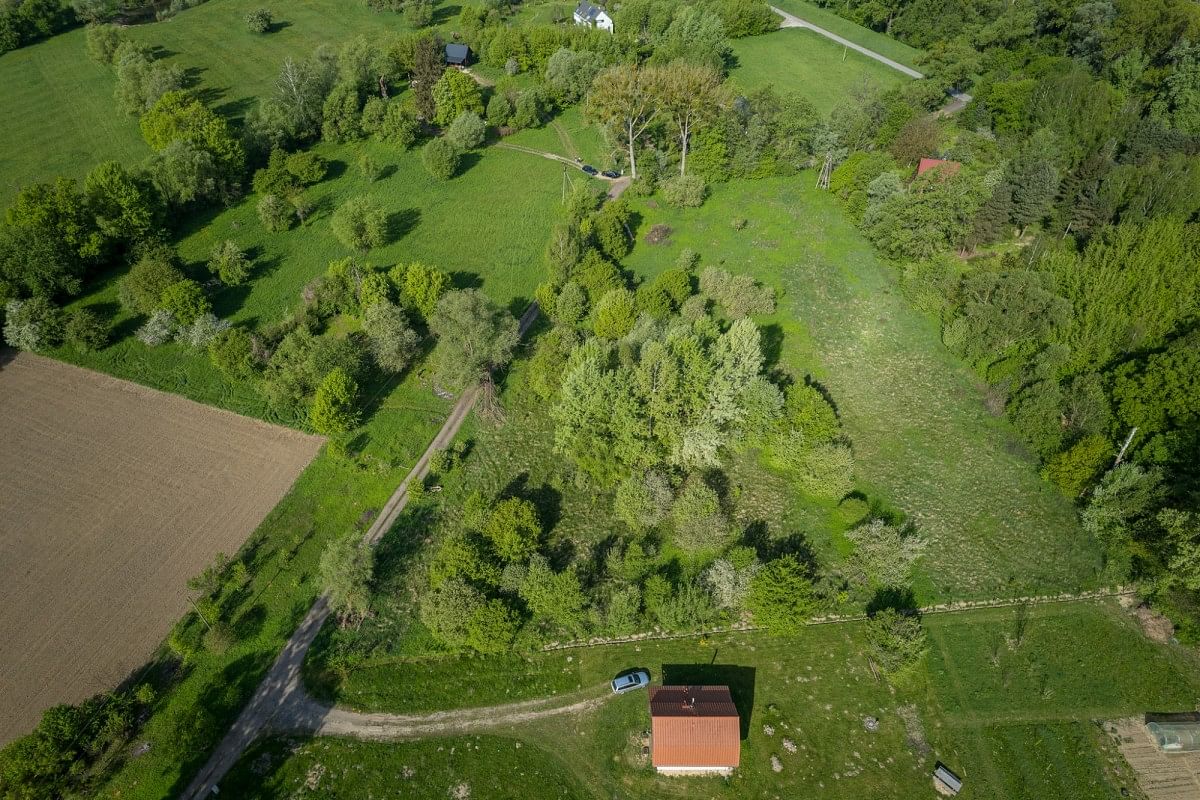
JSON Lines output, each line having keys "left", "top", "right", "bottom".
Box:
{"left": 0, "top": 352, "right": 323, "bottom": 745}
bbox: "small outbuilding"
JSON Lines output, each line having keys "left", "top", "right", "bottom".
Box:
{"left": 649, "top": 685, "right": 740, "bottom": 775}
{"left": 573, "top": 1, "right": 614, "bottom": 32}
{"left": 1146, "top": 712, "right": 1200, "bottom": 752}
{"left": 933, "top": 763, "right": 963, "bottom": 795}
{"left": 916, "top": 157, "right": 961, "bottom": 179}
{"left": 445, "top": 43, "right": 470, "bottom": 67}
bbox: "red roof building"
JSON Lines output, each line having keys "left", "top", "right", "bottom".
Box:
{"left": 649, "top": 685, "right": 741, "bottom": 774}
{"left": 916, "top": 157, "right": 962, "bottom": 179}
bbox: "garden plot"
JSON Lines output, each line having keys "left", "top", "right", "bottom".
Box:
{"left": 0, "top": 352, "right": 322, "bottom": 744}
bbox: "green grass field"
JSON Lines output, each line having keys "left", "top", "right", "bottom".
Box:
{"left": 0, "top": 27, "right": 148, "bottom": 204}
{"left": 770, "top": 0, "right": 924, "bottom": 70}
{"left": 244, "top": 601, "right": 1192, "bottom": 799}
{"left": 620, "top": 178, "right": 1099, "bottom": 601}
{"left": 730, "top": 28, "right": 908, "bottom": 114}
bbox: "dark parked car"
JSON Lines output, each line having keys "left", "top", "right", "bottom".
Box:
{"left": 611, "top": 669, "right": 651, "bottom": 694}
{"left": 601, "top": 169, "right": 621, "bottom": 179}
{"left": 581, "top": 164, "right": 598, "bottom": 175}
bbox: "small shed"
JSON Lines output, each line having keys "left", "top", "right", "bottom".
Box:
{"left": 1146, "top": 712, "right": 1200, "bottom": 752}
{"left": 573, "top": 1, "right": 614, "bottom": 32}
{"left": 649, "top": 685, "right": 740, "bottom": 775}
{"left": 445, "top": 43, "right": 470, "bottom": 67}
{"left": 933, "top": 763, "right": 962, "bottom": 795}
{"left": 916, "top": 157, "right": 962, "bottom": 179}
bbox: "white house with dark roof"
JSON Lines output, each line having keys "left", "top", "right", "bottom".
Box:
{"left": 573, "top": 1, "right": 613, "bottom": 32}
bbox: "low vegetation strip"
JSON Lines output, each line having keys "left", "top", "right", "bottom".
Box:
{"left": 0, "top": 352, "right": 322, "bottom": 745}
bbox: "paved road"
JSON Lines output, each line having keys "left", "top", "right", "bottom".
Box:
{"left": 179, "top": 304, "right": 540, "bottom": 799}
{"left": 769, "top": 6, "right": 973, "bottom": 111}
{"left": 771, "top": 5, "right": 925, "bottom": 78}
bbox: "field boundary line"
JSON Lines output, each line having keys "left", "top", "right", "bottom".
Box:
{"left": 540, "top": 587, "right": 1135, "bottom": 651}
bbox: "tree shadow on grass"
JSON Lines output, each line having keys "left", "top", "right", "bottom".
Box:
{"left": 661, "top": 663, "right": 756, "bottom": 739}
{"left": 388, "top": 207, "right": 421, "bottom": 242}
{"left": 432, "top": 3, "right": 462, "bottom": 25}
{"left": 373, "top": 504, "right": 435, "bottom": 588}
{"left": 500, "top": 471, "right": 563, "bottom": 535}
{"left": 866, "top": 586, "right": 918, "bottom": 615}
{"left": 742, "top": 523, "right": 818, "bottom": 572}
{"left": 211, "top": 283, "right": 252, "bottom": 318}
{"left": 759, "top": 322, "right": 784, "bottom": 371}
{"left": 454, "top": 151, "right": 482, "bottom": 177}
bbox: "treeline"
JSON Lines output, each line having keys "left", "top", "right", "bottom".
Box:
{"left": 810, "top": 0, "right": 1200, "bottom": 636}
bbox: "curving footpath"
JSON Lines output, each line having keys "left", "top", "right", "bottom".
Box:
{"left": 179, "top": 304, "right": 540, "bottom": 799}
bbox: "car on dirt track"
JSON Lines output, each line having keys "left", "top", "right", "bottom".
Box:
{"left": 581, "top": 164, "right": 599, "bottom": 175}
{"left": 601, "top": 169, "right": 621, "bottom": 179}
{"left": 611, "top": 669, "right": 651, "bottom": 694}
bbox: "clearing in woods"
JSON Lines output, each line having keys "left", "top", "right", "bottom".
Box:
{"left": 0, "top": 352, "right": 322, "bottom": 745}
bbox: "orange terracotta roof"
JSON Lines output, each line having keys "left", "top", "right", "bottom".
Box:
{"left": 917, "top": 157, "right": 961, "bottom": 178}
{"left": 650, "top": 686, "right": 741, "bottom": 768}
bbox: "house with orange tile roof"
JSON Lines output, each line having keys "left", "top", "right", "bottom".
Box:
{"left": 649, "top": 685, "right": 741, "bottom": 775}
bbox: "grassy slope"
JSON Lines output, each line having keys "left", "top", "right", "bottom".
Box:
{"left": 247, "top": 601, "right": 1196, "bottom": 799}
{"left": 621, "top": 178, "right": 1099, "bottom": 601}
{"left": 729, "top": 28, "right": 907, "bottom": 115}
{"left": 224, "top": 734, "right": 592, "bottom": 799}
{"left": 769, "top": 0, "right": 924, "bottom": 69}
{"left": 0, "top": 27, "right": 147, "bottom": 204}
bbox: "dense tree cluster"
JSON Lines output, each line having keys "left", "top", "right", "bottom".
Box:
{"left": 813, "top": 0, "right": 1200, "bottom": 636}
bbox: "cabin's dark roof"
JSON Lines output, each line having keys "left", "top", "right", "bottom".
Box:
{"left": 445, "top": 43, "right": 469, "bottom": 64}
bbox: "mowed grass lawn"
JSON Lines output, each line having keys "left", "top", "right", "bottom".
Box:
{"left": 621, "top": 178, "right": 1099, "bottom": 601}
{"left": 53, "top": 136, "right": 563, "bottom": 431}
{"left": 770, "top": 0, "right": 924, "bottom": 70}
{"left": 249, "top": 601, "right": 1193, "bottom": 799}
{"left": 730, "top": 28, "right": 908, "bottom": 114}
{"left": 0, "top": 27, "right": 148, "bottom": 204}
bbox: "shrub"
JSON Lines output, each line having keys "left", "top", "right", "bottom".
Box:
{"left": 614, "top": 469, "right": 673, "bottom": 530}
{"left": 422, "top": 138, "right": 461, "bottom": 180}
{"left": 136, "top": 310, "right": 177, "bottom": 346}
{"left": 208, "top": 327, "right": 257, "bottom": 379}
{"left": 845, "top": 519, "right": 925, "bottom": 589}
{"left": 746, "top": 555, "right": 816, "bottom": 635}
{"left": 484, "top": 498, "right": 542, "bottom": 562}
{"left": 592, "top": 288, "right": 636, "bottom": 339}
{"left": 179, "top": 312, "right": 230, "bottom": 349}
{"left": 203, "top": 621, "right": 235, "bottom": 655}
{"left": 245, "top": 7, "right": 272, "bottom": 33}
{"left": 661, "top": 175, "right": 707, "bottom": 208}
{"left": 520, "top": 555, "right": 588, "bottom": 633}
{"left": 362, "top": 301, "right": 420, "bottom": 373}
{"left": 309, "top": 367, "right": 360, "bottom": 434}
{"left": 3, "top": 298, "right": 63, "bottom": 351}
{"left": 866, "top": 609, "right": 927, "bottom": 675}
{"left": 655, "top": 581, "right": 719, "bottom": 631}
{"left": 63, "top": 308, "right": 108, "bottom": 352}
{"left": 257, "top": 193, "right": 292, "bottom": 232}
{"left": 357, "top": 152, "right": 383, "bottom": 182}
{"left": 85, "top": 23, "right": 123, "bottom": 65}
{"left": 120, "top": 246, "right": 184, "bottom": 315}
{"left": 405, "top": 0, "right": 433, "bottom": 27}
{"left": 703, "top": 556, "right": 760, "bottom": 610}
{"left": 375, "top": 103, "right": 420, "bottom": 147}
{"left": 783, "top": 439, "right": 854, "bottom": 499}
{"left": 390, "top": 261, "right": 452, "bottom": 320}
{"left": 332, "top": 196, "right": 388, "bottom": 251}
{"left": 783, "top": 383, "right": 840, "bottom": 443}
{"left": 446, "top": 111, "right": 486, "bottom": 150}
{"left": 159, "top": 279, "right": 211, "bottom": 326}
{"left": 319, "top": 535, "right": 374, "bottom": 625}
{"left": 207, "top": 240, "right": 251, "bottom": 285}
{"left": 592, "top": 199, "right": 633, "bottom": 260}
{"left": 699, "top": 267, "right": 776, "bottom": 318}
{"left": 1042, "top": 434, "right": 1113, "bottom": 496}
{"left": 671, "top": 476, "right": 731, "bottom": 552}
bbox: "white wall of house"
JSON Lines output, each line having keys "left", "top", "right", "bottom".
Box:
{"left": 655, "top": 766, "right": 734, "bottom": 776}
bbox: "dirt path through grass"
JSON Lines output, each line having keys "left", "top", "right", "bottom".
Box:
{"left": 275, "top": 684, "right": 612, "bottom": 740}
{"left": 179, "top": 304, "right": 541, "bottom": 799}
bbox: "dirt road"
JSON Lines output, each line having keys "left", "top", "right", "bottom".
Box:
{"left": 179, "top": 303, "right": 541, "bottom": 799}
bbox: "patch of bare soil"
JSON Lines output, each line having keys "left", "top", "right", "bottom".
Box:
{"left": 0, "top": 353, "right": 322, "bottom": 744}
{"left": 1135, "top": 606, "right": 1175, "bottom": 643}
{"left": 644, "top": 223, "right": 673, "bottom": 245}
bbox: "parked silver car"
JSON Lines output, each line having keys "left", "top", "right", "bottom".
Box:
{"left": 611, "top": 669, "right": 651, "bottom": 694}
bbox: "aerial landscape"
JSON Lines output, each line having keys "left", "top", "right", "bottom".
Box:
{"left": 0, "top": 0, "right": 1198, "bottom": 798}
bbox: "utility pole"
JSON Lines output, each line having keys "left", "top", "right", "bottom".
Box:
{"left": 1113, "top": 427, "right": 1137, "bottom": 466}
{"left": 188, "top": 596, "right": 213, "bottom": 632}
